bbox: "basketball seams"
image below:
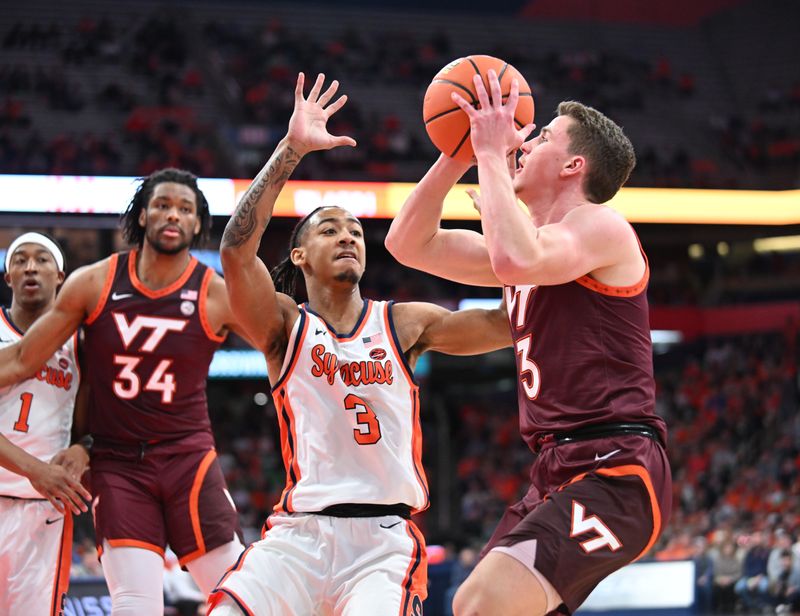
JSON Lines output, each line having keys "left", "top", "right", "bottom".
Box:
{"left": 424, "top": 106, "right": 465, "bottom": 125}
{"left": 431, "top": 79, "right": 476, "bottom": 104}
{"left": 450, "top": 127, "right": 472, "bottom": 158}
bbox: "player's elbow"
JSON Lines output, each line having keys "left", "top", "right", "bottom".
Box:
{"left": 219, "top": 243, "right": 246, "bottom": 273}
{"left": 489, "top": 253, "right": 532, "bottom": 286}
{"left": 384, "top": 228, "right": 412, "bottom": 265}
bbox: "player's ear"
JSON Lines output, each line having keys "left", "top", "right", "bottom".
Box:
{"left": 561, "top": 155, "right": 585, "bottom": 178}
{"left": 56, "top": 271, "right": 65, "bottom": 286}
{"left": 138, "top": 206, "right": 147, "bottom": 228}
{"left": 290, "top": 247, "right": 305, "bottom": 267}
{"left": 193, "top": 218, "right": 201, "bottom": 237}
{"left": 3, "top": 272, "right": 10, "bottom": 286}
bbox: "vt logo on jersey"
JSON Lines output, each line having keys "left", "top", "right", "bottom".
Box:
{"left": 310, "top": 344, "right": 394, "bottom": 387}
{"left": 112, "top": 313, "right": 187, "bottom": 350}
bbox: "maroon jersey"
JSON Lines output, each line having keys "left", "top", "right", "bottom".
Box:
{"left": 82, "top": 251, "right": 225, "bottom": 446}
{"left": 504, "top": 254, "right": 667, "bottom": 451}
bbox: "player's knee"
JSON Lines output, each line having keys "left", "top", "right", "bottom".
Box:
{"left": 109, "top": 589, "right": 163, "bottom": 615}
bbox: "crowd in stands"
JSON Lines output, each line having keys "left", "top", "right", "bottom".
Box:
{"left": 0, "top": 9, "right": 797, "bottom": 188}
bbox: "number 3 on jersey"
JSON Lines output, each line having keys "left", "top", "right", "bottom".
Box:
{"left": 515, "top": 334, "right": 541, "bottom": 400}
{"left": 344, "top": 394, "right": 382, "bottom": 445}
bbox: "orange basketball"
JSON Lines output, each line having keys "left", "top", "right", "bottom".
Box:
{"left": 423, "top": 55, "right": 535, "bottom": 163}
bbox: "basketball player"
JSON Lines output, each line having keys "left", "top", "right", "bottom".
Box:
{"left": 0, "top": 171, "right": 250, "bottom": 614}
{"left": 0, "top": 232, "right": 90, "bottom": 616}
{"left": 208, "top": 72, "right": 511, "bottom": 615}
{"left": 386, "top": 71, "right": 672, "bottom": 616}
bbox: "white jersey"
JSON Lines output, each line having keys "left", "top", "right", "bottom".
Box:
{"left": 271, "top": 299, "right": 428, "bottom": 513}
{"left": 0, "top": 307, "right": 79, "bottom": 498}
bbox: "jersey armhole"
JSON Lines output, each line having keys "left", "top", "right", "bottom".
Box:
{"left": 270, "top": 310, "right": 308, "bottom": 392}
{"left": 575, "top": 231, "right": 650, "bottom": 297}
{"left": 85, "top": 253, "right": 118, "bottom": 325}
{"left": 199, "top": 268, "right": 227, "bottom": 343}
{"left": 384, "top": 301, "right": 419, "bottom": 387}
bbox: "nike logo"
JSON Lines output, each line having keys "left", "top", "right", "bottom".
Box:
{"left": 0, "top": 338, "right": 13, "bottom": 343}
{"left": 315, "top": 328, "right": 326, "bottom": 336}
{"left": 380, "top": 521, "right": 402, "bottom": 530}
{"left": 111, "top": 292, "right": 133, "bottom": 301}
{"left": 594, "top": 449, "right": 621, "bottom": 462}
{"left": 45, "top": 517, "right": 63, "bottom": 525}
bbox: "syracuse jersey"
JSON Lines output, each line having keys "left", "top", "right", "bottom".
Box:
{"left": 0, "top": 307, "right": 79, "bottom": 498}
{"left": 271, "top": 299, "right": 428, "bottom": 514}
{"left": 82, "top": 251, "right": 224, "bottom": 447}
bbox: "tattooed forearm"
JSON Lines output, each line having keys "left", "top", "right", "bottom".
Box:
{"left": 221, "top": 144, "right": 303, "bottom": 249}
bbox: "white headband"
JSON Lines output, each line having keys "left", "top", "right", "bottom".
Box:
{"left": 5, "top": 232, "right": 65, "bottom": 272}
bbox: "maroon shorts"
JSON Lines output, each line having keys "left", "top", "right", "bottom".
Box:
{"left": 90, "top": 445, "right": 241, "bottom": 566}
{"left": 483, "top": 434, "right": 672, "bottom": 614}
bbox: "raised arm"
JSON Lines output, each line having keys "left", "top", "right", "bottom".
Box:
{"left": 453, "top": 71, "right": 641, "bottom": 286}
{"left": 220, "top": 73, "right": 356, "bottom": 355}
{"left": 0, "top": 264, "right": 98, "bottom": 388}
{"left": 385, "top": 155, "right": 502, "bottom": 287}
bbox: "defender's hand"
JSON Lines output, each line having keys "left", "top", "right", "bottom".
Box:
{"left": 286, "top": 73, "right": 358, "bottom": 155}
{"left": 28, "top": 459, "right": 90, "bottom": 514}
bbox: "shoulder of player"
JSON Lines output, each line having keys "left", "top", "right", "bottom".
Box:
{"left": 389, "top": 301, "right": 448, "bottom": 341}
{"left": 59, "top": 257, "right": 113, "bottom": 309}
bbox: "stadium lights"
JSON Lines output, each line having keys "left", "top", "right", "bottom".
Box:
{"left": 753, "top": 235, "right": 800, "bottom": 253}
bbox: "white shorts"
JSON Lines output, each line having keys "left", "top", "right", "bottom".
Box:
{"left": 0, "top": 497, "right": 73, "bottom": 616}
{"left": 209, "top": 512, "right": 427, "bottom": 616}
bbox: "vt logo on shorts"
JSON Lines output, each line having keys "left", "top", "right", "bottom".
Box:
{"left": 569, "top": 501, "right": 622, "bottom": 553}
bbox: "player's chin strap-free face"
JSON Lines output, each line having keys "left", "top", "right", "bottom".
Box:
{"left": 5, "top": 232, "right": 65, "bottom": 273}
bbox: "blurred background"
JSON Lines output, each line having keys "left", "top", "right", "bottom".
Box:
{"left": 0, "top": 0, "right": 799, "bottom": 614}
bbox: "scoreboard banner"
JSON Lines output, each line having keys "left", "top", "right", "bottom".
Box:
{"left": 0, "top": 174, "right": 797, "bottom": 224}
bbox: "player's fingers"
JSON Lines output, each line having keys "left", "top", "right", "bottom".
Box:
{"left": 294, "top": 72, "right": 305, "bottom": 101}
{"left": 518, "top": 123, "right": 536, "bottom": 142}
{"left": 308, "top": 73, "right": 325, "bottom": 101}
{"left": 473, "top": 74, "right": 491, "bottom": 111}
{"left": 325, "top": 94, "right": 348, "bottom": 117}
{"left": 62, "top": 484, "right": 89, "bottom": 513}
{"left": 488, "top": 69, "right": 503, "bottom": 108}
{"left": 451, "top": 92, "right": 475, "bottom": 117}
{"left": 46, "top": 494, "right": 65, "bottom": 514}
{"left": 331, "top": 135, "right": 357, "bottom": 148}
{"left": 506, "top": 78, "right": 519, "bottom": 112}
{"left": 318, "top": 80, "right": 339, "bottom": 107}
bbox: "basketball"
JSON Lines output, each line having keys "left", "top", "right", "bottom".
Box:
{"left": 423, "top": 55, "right": 535, "bottom": 163}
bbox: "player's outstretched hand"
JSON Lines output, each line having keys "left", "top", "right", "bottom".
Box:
{"left": 28, "top": 458, "right": 90, "bottom": 515}
{"left": 451, "top": 69, "right": 535, "bottom": 160}
{"left": 51, "top": 444, "right": 90, "bottom": 481}
{"left": 286, "top": 72, "right": 358, "bottom": 155}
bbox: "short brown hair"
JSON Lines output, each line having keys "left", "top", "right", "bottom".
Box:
{"left": 557, "top": 101, "right": 636, "bottom": 203}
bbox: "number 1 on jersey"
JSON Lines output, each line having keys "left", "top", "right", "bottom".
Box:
{"left": 344, "top": 394, "right": 382, "bottom": 445}
{"left": 12, "top": 392, "right": 33, "bottom": 432}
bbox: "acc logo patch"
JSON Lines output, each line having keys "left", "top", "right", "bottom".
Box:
{"left": 369, "top": 348, "right": 387, "bottom": 360}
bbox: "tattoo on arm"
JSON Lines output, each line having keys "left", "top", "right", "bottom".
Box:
{"left": 222, "top": 145, "right": 303, "bottom": 248}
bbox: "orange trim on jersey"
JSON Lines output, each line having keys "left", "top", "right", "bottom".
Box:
{"left": 273, "top": 394, "right": 301, "bottom": 512}
{"left": 409, "top": 387, "right": 430, "bottom": 513}
{"left": 86, "top": 253, "right": 118, "bottom": 325}
{"left": 559, "top": 463, "right": 662, "bottom": 562}
{"left": 575, "top": 236, "right": 650, "bottom": 297}
{"left": 127, "top": 249, "right": 199, "bottom": 299}
{"left": 0, "top": 308, "right": 21, "bottom": 338}
{"left": 199, "top": 267, "right": 226, "bottom": 343}
{"left": 182, "top": 449, "right": 217, "bottom": 565}
{"left": 104, "top": 538, "right": 166, "bottom": 558}
{"left": 210, "top": 544, "right": 256, "bottom": 603}
{"left": 48, "top": 510, "right": 73, "bottom": 616}
{"left": 382, "top": 303, "right": 414, "bottom": 385}
{"left": 271, "top": 312, "right": 309, "bottom": 391}
{"left": 596, "top": 465, "right": 661, "bottom": 561}
{"left": 314, "top": 299, "right": 373, "bottom": 342}
{"left": 208, "top": 588, "right": 256, "bottom": 616}
{"left": 398, "top": 520, "right": 428, "bottom": 616}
